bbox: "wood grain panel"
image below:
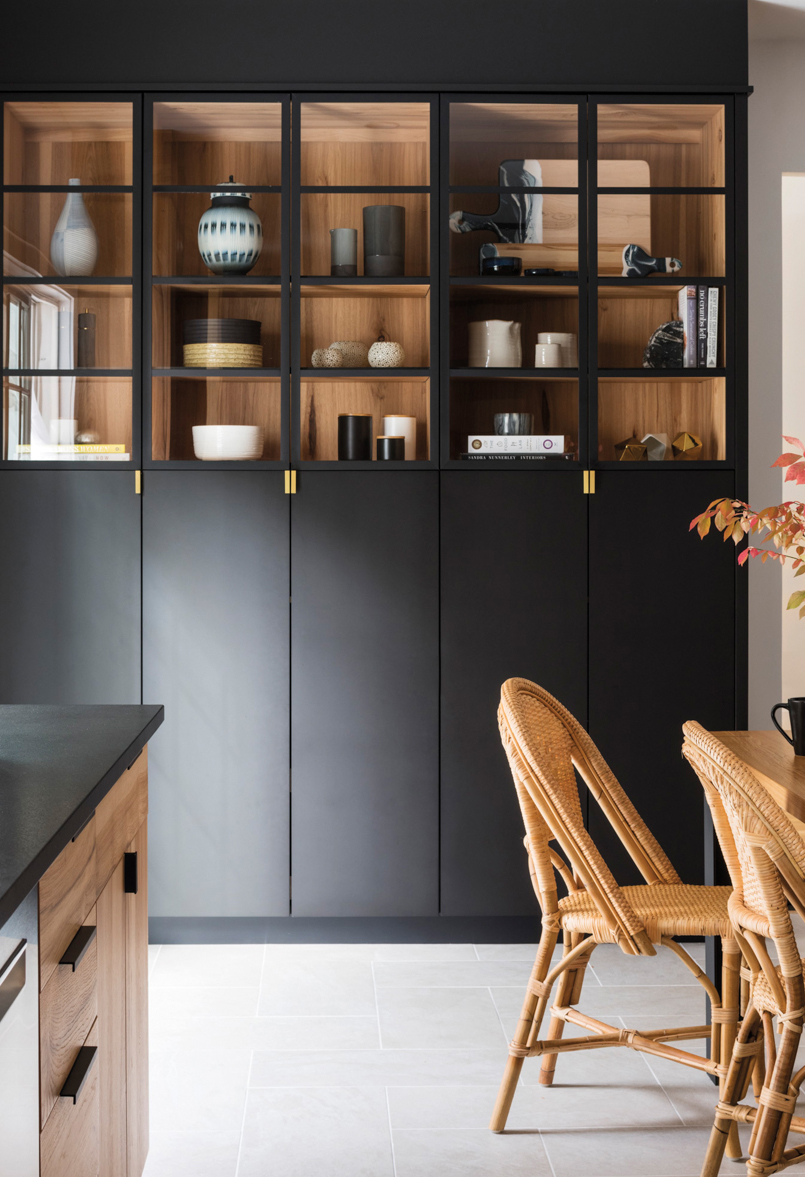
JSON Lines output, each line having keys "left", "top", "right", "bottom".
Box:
{"left": 301, "top": 194, "right": 429, "bottom": 276}
{"left": 598, "top": 287, "right": 726, "bottom": 369}
{"left": 4, "top": 102, "right": 132, "bottom": 186}
{"left": 603, "top": 194, "right": 725, "bottom": 278}
{"left": 153, "top": 101, "right": 282, "bottom": 186}
{"left": 448, "top": 104, "right": 578, "bottom": 184}
{"left": 40, "top": 908, "right": 97, "bottom": 1129}
{"left": 151, "top": 378, "right": 282, "bottom": 461}
{"left": 74, "top": 379, "right": 133, "bottom": 454}
{"left": 39, "top": 816, "right": 96, "bottom": 990}
{"left": 40, "top": 1017, "right": 99, "bottom": 1177}
{"left": 152, "top": 193, "right": 281, "bottom": 277}
{"left": 96, "top": 859, "right": 127, "bottom": 1177}
{"left": 449, "top": 285, "right": 578, "bottom": 369}
{"left": 2, "top": 284, "right": 132, "bottom": 369}
{"left": 95, "top": 750, "right": 148, "bottom": 896}
{"left": 151, "top": 284, "right": 281, "bottom": 369}
{"left": 597, "top": 376, "right": 726, "bottom": 460}
{"left": 300, "top": 378, "right": 430, "bottom": 461}
{"left": 597, "top": 104, "right": 725, "bottom": 187}
{"left": 300, "top": 103, "right": 429, "bottom": 184}
{"left": 448, "top": 377, "right": 578, "bottom": 460}
{"left": 3, "top": 193, "right": 132, "bottom": 278}
{"left": 126, "top": 822, "right": 149, "bottom": 1177}
{"left": 300, "top": 289, "right": 430, "bottom": 368}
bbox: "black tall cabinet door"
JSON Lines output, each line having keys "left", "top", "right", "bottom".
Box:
{"left": 291, "top": 472, "right": 439, "bottom": 916}
{"left": 588, "top": 471, "right": 737, "bottom": 885}
{"left": 440, "top": 473, "right": 589, "bottom": 916}
{"left": 0, "top": 472, "right": 141, "bottom": 703}
{"left": 143, "top": 472, "right": 290, "bottom": 918}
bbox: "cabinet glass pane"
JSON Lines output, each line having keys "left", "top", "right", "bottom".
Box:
{"left": 3, "top": 375, "right": 132, "bottom": 460}
{"left": 597, "top": 104, "right": 725, "bottom": 188}
{"left": 300, "top": 194, "right": 429, "bottom": 277}
{"left": 449, "top": 192, "right": 578, "bottom": 277}
{"left": 449, "top": 377, "right": 578, "bottom": 462}
{"left": 450, "top": 103, "right": 578, "bottom": 187}
{"left": 4, "top": 193, "right": 132, "bottom": 277}
{"left": 3, "top": 284, "right": 132, "bottom": 370}
{"left": 4, "top": 102, "right": 133, "bottom": 186}
{"left": 152, "top": 192, "right": 281, "bottom": 277}
{"left": 152, "top": 285, "right": 281, "bottom": 371}
{"left": 153, "top": 102, "right": 283, "bottom": 186}
{"left": 450, "top": 285, "right": 578, "bottom": 371}
{"left": 597, "top": 285, "right": 725, "bottom": 370}
{"left": 151, "top": 376, "right": 281, "bottom": 460}
{"left": 597, "top": 194, "right": 725, "bottom": 277}
{"left": 300, "top": 285, "right": 429, "bottom": 370}
{"left": 299, "top": 377, "right": 430, "bottom": 461}
{"left": 299, "top": 102, "right": 430, "bottom": 187}
{"left": 597, "top": 376, "right": 725, "bottom": 461}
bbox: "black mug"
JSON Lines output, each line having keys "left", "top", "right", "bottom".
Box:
{"left": 771, "top": 697, "right": 805, "bottom": 756}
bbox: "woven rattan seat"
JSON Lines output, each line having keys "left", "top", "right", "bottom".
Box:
{"left": 490, "top": 679, "right": 738, "bottom": 1154}
{"left": 683, "top": 721, "right": 805, "bottom": 1177}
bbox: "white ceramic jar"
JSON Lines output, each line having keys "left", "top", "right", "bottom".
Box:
{"left": 381, "top": 415, "right": 417, "bottom": 460}
{"left": 198, "top": 178, "right": 263, "bottom": 275}
{"left": 468, "top": 320, "right": 522, "bottom": 368}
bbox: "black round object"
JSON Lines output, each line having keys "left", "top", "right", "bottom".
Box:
{"left": 338, "top": 414, "right": 373, "bottom": 461}
{"left": 376, "top": 436, "right": 405, "bottom": 460}
{"left": 183, "top": 318, "right": 261, "bottom": 344}
{"left": 481, "top": 257, "right": 522, "bottom": 276}
{"left": 524, "top": 267, "right": 555, "bottom": 275}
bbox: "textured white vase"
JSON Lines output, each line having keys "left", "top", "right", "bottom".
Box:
{"left": 198, "top": 178, "right": 263, "bottom": 275}
{"left": 468, "top": 320, "right": 522, "bottom": 368}
{"left": 50, "top": 180, "right": 98, "bottom": 276}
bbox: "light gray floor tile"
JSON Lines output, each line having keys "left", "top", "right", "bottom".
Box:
{"left": 149, "top": 985, "right": 259, "bottom": 1025}
{"left": 392, "top": 1128, "right": 553, "bottom": 1176}
{"left": 250, "top": 1048, "right": 509, "bottom": 1089}
{"left": 541, "top": 983, "right": 706, "bottom": 1020}
{"left": 237, "top": 1087, "right": 394, "bottom": 1177}
{"left": 258, "top": 957, "right": 377, "bottom": 1016}
{"left": 149, "top": 943, "right": 264, "bottom": 988}
{"left": 263, "top": 943, "right": 477, "bottom": 962}
{"left": 142, "top": 1130, "right": 241, "bottom": 1177}
{"left": 148, "top": 944, "right": 161, "bottom": 976}
{"left": 539, "top": 1123, "right": 750, "bottom": 1177}
{"left": 374, "top": 944, "right": 478, "bottom": 962}
{"left": 373, "top": 960, "right": 537, "bottom": 988}
{"left": 148, "top": 1013, "right": 380, "bottom": 1052}
{"left": 148, "top": 1049, "right": 252, "bottom": 1134}
{"left": 474, "top": 943, "right": 543, "bottom": 961}
{"left": 589, "top": 943, "right": 709, "bottom": 987}
{"left": 377, "top": 987, "right": 506, "bottom": 1049}
{"left": 625, "top": 1017, "right": 716, "bottom": 1091}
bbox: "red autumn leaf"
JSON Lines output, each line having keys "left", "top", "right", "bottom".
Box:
{"left": 783, "top": 435, "right": 805, "bottom": 451}
{"left": 737, "top": 549, "right": 750, "bottom": 566}
{"left": 773, "top": 453, "right": 803, "bottom": 467}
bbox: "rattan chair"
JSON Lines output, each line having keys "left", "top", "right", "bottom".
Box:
{"left": 491, "top": 679, "right": 738, "bottom": 1151}
{"left": 683, "top": 721, "right": 805, "bottom": 1177}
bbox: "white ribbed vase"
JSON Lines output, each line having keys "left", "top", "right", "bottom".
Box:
{"left": 50, "top": 179, "right": 98, "bottom": 276}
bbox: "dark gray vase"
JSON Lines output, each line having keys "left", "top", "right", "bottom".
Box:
{"left": 363, "top": 205, "right": 405, "bottom": 276}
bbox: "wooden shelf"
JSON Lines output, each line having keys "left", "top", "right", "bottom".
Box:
{"left": 153, "top": 101, "right": 283, "bottom": 187}
{"left": 3, "top": 192, "right": 132, "bottom": 278}
{"left": 299, "top": 102, "right": 430, "bottom": 187}
{"left": 154, "top": 368, "right": 280, "bottom": 378}
{"left": 152, "top": 285, "right": 282, "bottom": 370}
{"left": 300, "top": 192, "right": 429, "bottom": 277}
{"left": 151, "top": 375, "right": 282, "bottom": 462}
{"left": 450, "top": 284, "right": 578, "bottom": 371}
{"left": 449, "top": 102, "right": 579, "bottom": 187}
{"left": 597, "top": 193, "right": 725, "bottom": 277}
{"left": 597, "top": 375, "right": 726, "bottom": 461}
{"left": 449, "top": 374, "right": 578, "bottom": 463}
{"left": 598, "top": 284, "right": 726, "bottom": 369}
{"left": 299, "top": 375, "right": 430, "bottom": 461}
{"left": 301, "top": 368, "right": 429, "bottom": 380}
{"left": 152, "top": 191, "right": 281, "bottom": 278}
{"left": 4, "top": 102, "right": 133, "bottom": 186}
{"left": 597, "top": 103, "right": 725, "bottom": 188}
{"left": 4, "top": 282, "right": 133, "bottom": 369}
{"left": 3, "top": 373, "right": 132, "bottom": 461}
{"left": 451, "top": 368, "right": 577, "bottom": 379}
{"left": 300, "top": 287, "right": 430, "bottom": 369}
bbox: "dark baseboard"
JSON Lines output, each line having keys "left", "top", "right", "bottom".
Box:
{"left": 148, "top": 915, "right": 543, "bottom": 945}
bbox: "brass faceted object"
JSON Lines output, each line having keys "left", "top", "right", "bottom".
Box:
{"left": 615, "top": 437, "right": 648, "bottom": 461}
{"left": 672, "top": 431, "right": 703, "bottom": 460}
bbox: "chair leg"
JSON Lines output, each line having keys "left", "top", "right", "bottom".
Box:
{"left": 721, "top": 938, "right": 742, "bottom": 1160}
{"left": 751, "top": 1021, "right": 802, "bottom": 1169}
{"left": 489, "top": 928, "right": 558, "bottom": 1133}
{"left": 700, "top": 1005, "right": 761, "bottom": 1177}
{"left": 539, "top": 933, "right": 591, "bottom": 1087}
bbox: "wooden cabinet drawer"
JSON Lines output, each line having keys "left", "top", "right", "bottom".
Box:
{"left": 95, "top": 749, "right": 148, "bottom": 895}
{"left": 39, "top": 817, "right": 96, "bottom": 990}
{"left": 40, "top": 908, "right": 98, "bottom": 1129}
{"left": 40, "top": 1017, "right": 100, "bottom": 1177}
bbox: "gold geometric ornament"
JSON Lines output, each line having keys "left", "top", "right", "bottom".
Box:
{"left": 672, "top": 432, "right": 702, "bottom": 460}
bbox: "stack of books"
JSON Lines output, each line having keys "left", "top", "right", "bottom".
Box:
{"left": 460, "top": 435, "right": 573, "bottom": 461}
{"left": 17, "top": 444, "right": 130, "bottom": 461}
{"left": 677, "top": 286, "right": 720, "bottom": 368}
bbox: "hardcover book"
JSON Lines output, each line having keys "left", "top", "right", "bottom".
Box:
{"left": 678, "top": 285, "right": 698, "bottom": 368}
{"left": 467, "top": 434, "right": 567, "bottom": 454}
{"left": 697, "top": 286, "right": 708, "bottom": 368}
{"left": 706, "top": 287, "right": 719, "bottom": 368}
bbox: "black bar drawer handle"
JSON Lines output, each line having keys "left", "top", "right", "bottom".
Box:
{"left": 60, "top": 1045, "right": 97, "bottom": 1104}
{"left": 59, "top": 925, "right": 96, "bottom": 972}
{"left": 124, "top": 851, "right": 138, "bottom": 894}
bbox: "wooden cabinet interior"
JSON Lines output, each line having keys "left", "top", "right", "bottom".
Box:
{"left": 597, "top": 193, "right": 725, "bottom": 276}
{"left": 299, "top": 102, "right": 430, "bottom": 186}
{"left": 448, "top": 102, "right": 579, "bottom": 185}
{"left": 449, "top": 190, "right": 581, "bottom": 276}
{"left": 597, "top": 375, "right": 726, "bottom": 460}
{"left": 597, "top": 285, "right": 726, "bottom": 369}
{"left": 152, "top": 284, "right": 282, "bottom": 369}
{"left": 3, "top": 101, "right": 133, "bottom": 186}
{"left": 2, "top": 284, "right": 133, "bottom": 369}
{"left": 151, "top": 377, "right": 282, "bottom": 460}
{"left": 300, "top": 285, "right": 430, "bottom": 368}
{"left": 449, "top": 285, "right": 578, "bottom": 369}
{"left": 300, "top": 377, "right": 430, "bottom": 460}
{"left": 449, "top": 377, "right": 578, "bottom": 461}
{"left": 3, "top": 193, "right": 132, "bottom": 278}
{"left": 152, "top": 192, "right": 282, "bottom": 277}
{"left": 300, "top": 193, "right": 429, "bottom": 275}
{"left": 152, "top": 101, "right": 283, "bottom": 186}
{"left": 596, "top": 103, "right": 725, "bottom": 187}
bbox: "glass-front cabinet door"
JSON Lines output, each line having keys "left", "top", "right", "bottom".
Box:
{"left": 147, "top": 97, "right": 288, "bottom": 465}
{"left": 592, "top": 98, "right": 729, "bottom": 465}
{"left": 442, "top": 98, "right": 585, "bottom": 468}
{"left": 2, "top": 98, "right": 137, "bottom": 464}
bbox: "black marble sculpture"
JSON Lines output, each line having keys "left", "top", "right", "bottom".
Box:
{"left": 622, "top": 243, "right": 683, "bottom": 278}
{"left": 449, "top": 160, "right": 543, "bottom": 243}
{"left": 643, "top": 319, "right": 684, "bottom": 369}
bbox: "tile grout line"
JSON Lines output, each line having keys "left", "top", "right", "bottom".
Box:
{"left": 385, "top": 1087, "right": 398, "bottom": 1177}
{"left": 233, "top": 1049, "right": 255, "bottom": 1177}
{"left": 489, "top": 985, "right": 511, "bottom": 1047}
{"left": 372, "top": 960, "right": 384, "bottom": 1049}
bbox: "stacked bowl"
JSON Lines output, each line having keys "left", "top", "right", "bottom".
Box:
{"left": 182, "top": 318, "right": 263, "bottom": 368}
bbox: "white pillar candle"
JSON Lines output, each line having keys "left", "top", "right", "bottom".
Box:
{"left": 382, "top": 415, "right": 417, "bottom": 460}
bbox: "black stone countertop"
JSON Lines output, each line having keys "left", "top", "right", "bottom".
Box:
{"left": 0, "top": 705, "right": 164, "bottom": 928}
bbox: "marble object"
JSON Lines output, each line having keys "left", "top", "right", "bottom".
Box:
{"left": 642, "top": 432, "right": 671, "bottom": 461}
{"left": 538, "top": 331, "right": 578, "bottom": 368}
{"left": 75, "top": 430, "right": 101, "bottom": 445}
{"left": 622, "top": 243, "right": 682, "bottom": 279}
{"left": 330, "top": 340, "right": 370, "bottom": 368}
{"left": 311, "top": 347, "right": 344, "bottom": 368}
{"left": 534, "top": 343, "right": 562, "bottom": 367}
{"left": 643, "top": 319, "right": 684, "bottom": 368}
{"left": 672, "top": 431, "right": 703, "bottom": 460}
{"left": 50, "top": 180, "right": 98, "bottom": 276}
{"left": 368, "top": 340, "right": 405, "bottom": 368}
{"left": 468, "top": 320, "right": 522, "bottom": 368}
{"left": 198, "top": 177, "right": 263, "bottom": 275}
{"left": 450, "top": 159, "right": 544, "bottom": 243}
{"left": 494, "top": 413, "right": 533, "bottom": 435}
{"left": 615, "top": 437, "right": 648, "bottom": 461}
{"left": 330, "top": 228, "right": 358, "bottom": 277}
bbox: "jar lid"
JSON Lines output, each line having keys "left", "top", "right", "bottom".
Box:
{"left": 209, "top": 176, "right": 253, "bottom": 206}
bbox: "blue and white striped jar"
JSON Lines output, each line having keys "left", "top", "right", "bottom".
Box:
{"left": 197, "top": 177, "right": 263, "bottom": 275}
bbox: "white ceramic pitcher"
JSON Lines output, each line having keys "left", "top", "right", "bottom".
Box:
{"left": 468, "top": 320, "right": 522, "bottom": 368}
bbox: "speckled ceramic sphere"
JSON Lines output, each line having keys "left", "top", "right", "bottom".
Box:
{"left": 330, "top": 340, "right": 370, "bottom": 368}
{"left": 368, "top": 341, "right": 405, "bottom": 368}
{"left": 311, "top": 347, "right": 344, "bottom": 368}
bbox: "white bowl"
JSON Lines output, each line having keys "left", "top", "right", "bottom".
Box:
{"left": 192, "top": 425, "right": 264, "bottom": 461}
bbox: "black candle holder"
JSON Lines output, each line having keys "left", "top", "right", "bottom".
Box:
{"left": 338, "top": 414, "right": 373, "bottom": 460}
{"left": 376, "top": 436, "right": 405, "bottom": 461}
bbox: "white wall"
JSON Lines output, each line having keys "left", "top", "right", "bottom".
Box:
{"left": 781, "top": 174, "right": 805, "bottom": 702}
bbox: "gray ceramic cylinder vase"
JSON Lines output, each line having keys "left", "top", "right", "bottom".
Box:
{"left": 363, "top": 205, "right": 405, "bottom": 276}
{"left": 50, "top": 179, "right": 99, "bottom": 276}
